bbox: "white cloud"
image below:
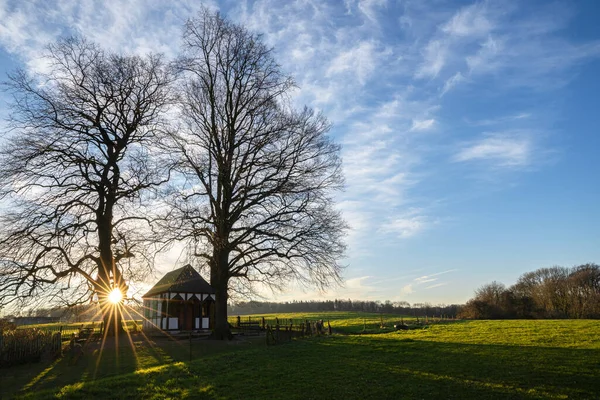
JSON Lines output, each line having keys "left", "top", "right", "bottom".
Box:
{"left": 410, "top": 119, "right": 436, "bottom": 131}
{"left": 345, "top": 276, "right": 372, "bottom": 289}
{"left": 454, "top": 132, "right": 532, "bottom": 167}
{"left": 380, "top": 215, "right": 427, "bottom": 238}
{"left": 326, "top": 40, "right": 385, "bottom": 85}
{"left": 394, "top": 269, "right": 458, "bottom": 298}
{"left": 400, "top": 284, "right": 413, "bottom": 295}
{"left": 378, "top": 207, "right": 437, "bottom": 239}
{"left": 441, "top": 3, "right": 492, "bottom": 38}
{"left": 0, "top": 0, "right": 199, "bottom": 73}
{"left": 227, "top": 1, "right": 441, "bottom": 256}
{"left": 415, "top": 275, "right": 436, "bottom": 284}
{"left": 466, "top": 36, "right": 502, "bottom": 73}
{"left": 414, "top": 2, "right": 494, "bottom": 80}
{"left": 467, "top": 113, "right": 531, "bottom": 127}
{"left": 415, "top": 39, "right": 447, "bottom": 79}
{"left": 426, "top": 283, "right": 448, "bottom": 290}
{"left": 357, "top": 0, "right": 388, "bottom": 24}
{"left": 440, "top": 72, "right": 465, "bottom": 96}
{"left": 1, "top": 0, "right": 596, "bottom": 305}
{"left": 415, "top": 269, "right": 457, "bottom": 281}
{"left": 335, "top": 200, "right": 372, "bottom": 258}
{"left": 411, "top": 1, "right": 600, "bottom": 94}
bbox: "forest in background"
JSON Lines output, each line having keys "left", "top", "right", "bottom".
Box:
{"left": 4, "top": 263, "right": 598, "bottom": 323}
{"left": 459, "top": 263, "right": 600, "bottom": 319}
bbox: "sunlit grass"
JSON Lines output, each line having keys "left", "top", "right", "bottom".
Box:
{"left": 230, "top": 311, "right": 428, "bottom": 334}
{"left": 4, "top": 313, "right": 600, "bottom": 399}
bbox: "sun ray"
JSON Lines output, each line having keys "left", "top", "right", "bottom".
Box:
{"left": 87, "top": 292, "right": 193, "bottom": 379}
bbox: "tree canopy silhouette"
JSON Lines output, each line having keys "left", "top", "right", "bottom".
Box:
{"left": 0, "top": 37, "right": 173, "bottom": 333}
{"left": 166, "top": 10, "right": 346, "bottom": 339}
{"left": 460, "top": 264, "right": 600, "bottom": 319}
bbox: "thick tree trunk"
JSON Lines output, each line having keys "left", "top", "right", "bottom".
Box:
{"left": 211, "top": 279, "right": 231, "bottom": 340}
{"left": 96, "top": 284, "right": 126, "bottom": 336}
{"left": 210, "top": 249, "right": 232, "bottom": 340}
{"left": 96, "top": 203, "right": 125, "bottom": 336}
{"left": 101, "top": 299, "right": 125, "bottom": 336}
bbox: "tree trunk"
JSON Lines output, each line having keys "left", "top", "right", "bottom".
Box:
{"left": 210, "top": 249, "right": 232, "bottom": 340}
{"left": 97, "top": 289, "right": 126, "bottom": 336}
{"left": 101, "top": 301, "right": 125, "bottom": 336}
{"left": 211, "top": 280, "right": 231, "bottom": 340}
{"left": 96, "top": 207, "right": 126, "bottom": 336}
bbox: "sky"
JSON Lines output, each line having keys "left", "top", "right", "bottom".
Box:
{"left": 0, "top": 0, "right": 599, "bottom": 306}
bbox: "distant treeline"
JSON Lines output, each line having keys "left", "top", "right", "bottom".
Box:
{"left": 229, "top": 299, "right": 461, "bottom": 318}
{"left": 3, "top": 303, "right": 141, "bottom": 323}
{"left": 460, "top": 263, "right": 600, "bottom": 319}
{"left": 9, "top": 262, "right": 598, "bottom": 322}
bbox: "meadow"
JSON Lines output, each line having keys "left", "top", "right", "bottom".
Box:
{"left": 2, "top": 313, "right": 599, "bottom": 399}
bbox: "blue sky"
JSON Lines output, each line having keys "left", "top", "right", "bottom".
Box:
{"left": 0, "top": 0, "right": 599, "bottom": 305}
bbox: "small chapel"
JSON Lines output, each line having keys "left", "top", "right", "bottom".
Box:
{"left": 142, "top": 264, "right": 215, "bottom": 332}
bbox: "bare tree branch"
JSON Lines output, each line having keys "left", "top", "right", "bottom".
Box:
{"left": 163, "top": 9, "right": 346, "bottom": 339}
{"left": 0, "top": 37, "right": 174, "bottom": 331}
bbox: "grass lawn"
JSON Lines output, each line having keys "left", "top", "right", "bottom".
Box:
{"left": 2, "top": 315, "right": 599, "bottom": 399}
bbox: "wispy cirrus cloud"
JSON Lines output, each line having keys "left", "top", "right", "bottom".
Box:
{"left": 346, "top": 0, "right": 389, "bottom": 25}
{"left": 230, "top": 0, "right": 600, "bottom": 252}
{"left": 466, "top": 113, "right": 531, "bottom": 127}
{"left": 440, "top": 2, "right": 492, "bottom": 38}
{"left": 411, "top": 119, "right": 436, "bottom": 131}
{"left": 1, "top": 0, "right": 438, "bottom": 262}
{"left": 1, "top": 0, "right": 598, "bottom": 305}
{"left": 426, "top": 283, "right": 448, "bottom": 290}
{"left": 326, "top": 40, "right": 391, "bottom": 85}
{"left": 415, "top": 39, "right": 447, "bottom": 79}
{"left": 453, "top": 132, "right": 532, "bottom": 167}
{"left": 399, "top": 269, "right": 458, "bottom": 298}
{"left": 1, "top": 1, "right": 594, "bottom": 225}
{"left": 0, "top": 0, "right": 200, "bottom": 70}
{"left": 415, "top": 269, "right": 458, "bottom": 283}
{"left": 413, "top": 1, "right": 600, "bottom": 94}
{"left": 440, "top": 72, "right": 465, "bottom": 96}
{"left": 379, "top": 208, "right": 436, "bottom": 239}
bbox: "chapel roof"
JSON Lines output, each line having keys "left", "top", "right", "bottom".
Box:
{"left": 142, "top": 264, "right": 215, "bottom": 298}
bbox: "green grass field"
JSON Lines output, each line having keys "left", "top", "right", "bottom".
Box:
{"left": 2, "top": 314, "right": 599, "bottom": 399}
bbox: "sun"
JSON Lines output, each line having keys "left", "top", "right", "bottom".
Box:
{"left": 108, "top": 288, "right": 123, "bottom": 304}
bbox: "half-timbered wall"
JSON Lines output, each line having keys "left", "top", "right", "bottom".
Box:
{"left": 142, "top": 292, "right": 215, "bottom": 331}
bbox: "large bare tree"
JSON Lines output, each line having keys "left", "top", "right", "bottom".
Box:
{"left": 0, "top": 37, "right": 173, "bottom": 333}
{"left": 167, "top": 10, "right": 346, "bottom": 339}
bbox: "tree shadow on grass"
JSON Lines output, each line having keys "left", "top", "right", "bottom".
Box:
{"left": 4, "top": 345, "right": 137, "bottom": 398}
{"left": 7, "top": 334, "right": 599, "bottom": 399}
{"left": 30, "top": 337, "right": 594, "bottom": 400}
{"left": 6, "top": 335, "right": 264, "bottom": 399}
{"left": 307, "top": 336, "right": 599, "bottom": 399}
{"left": 4, "top": 335, "right": 181, "bottom": 399}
